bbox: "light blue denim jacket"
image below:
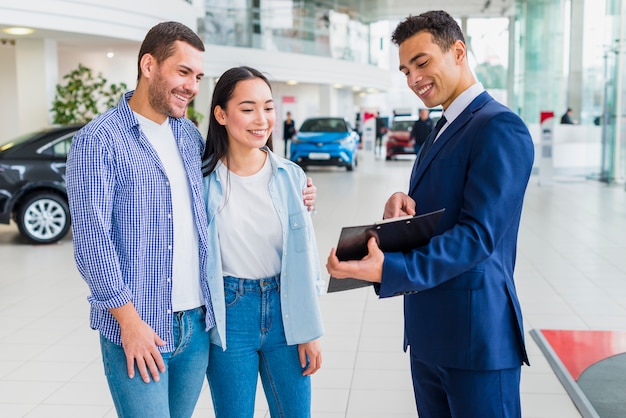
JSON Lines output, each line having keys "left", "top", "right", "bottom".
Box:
{"left": 203, "top": 148, "right": 325, "bottom": 349}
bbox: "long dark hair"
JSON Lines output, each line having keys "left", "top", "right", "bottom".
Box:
{"left": 202, "top": 66, "right": 274, "bottom": 176}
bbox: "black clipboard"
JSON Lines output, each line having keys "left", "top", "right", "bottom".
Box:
{"left": 327, "top": 208, "right": 445, "bottom": 292}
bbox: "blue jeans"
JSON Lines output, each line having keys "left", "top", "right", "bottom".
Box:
{"left": 100, "top": 306, "right": 209, "bottom": 418}
{"left": 206, "top": 276, "right": 311, "bottom": 418}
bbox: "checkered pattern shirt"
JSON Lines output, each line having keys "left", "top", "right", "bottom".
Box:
{"left": 66, "top": 91, "right": 215, "bottom": 352}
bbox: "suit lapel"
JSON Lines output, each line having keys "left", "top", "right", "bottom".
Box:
{"left": 408, "top": 92, "right": 493, "bottom": 195}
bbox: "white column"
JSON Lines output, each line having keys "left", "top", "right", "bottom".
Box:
{"left": 318, "top": 84, "right": 337, "bottom": 117}
{"left": 616, "top": 0, "right": 626, "bottom": 183}
{"left": 15, "top": 38, "right": 58, "bottom": 132}
{"left": 0, "top": 41, "right": 19, "bottom": 142}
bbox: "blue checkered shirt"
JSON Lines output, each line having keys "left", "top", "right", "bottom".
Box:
{"left": 66, "top": 91, "right": 215, "bottom": 352}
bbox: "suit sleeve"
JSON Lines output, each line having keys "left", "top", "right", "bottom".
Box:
{"left": 378, "top": 110, "right": 534, "bottom": 297}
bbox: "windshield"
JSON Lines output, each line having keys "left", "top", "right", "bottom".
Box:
{"left": 300, "top": 118, "right": 348, "bottom": 133}
{"left": 391, "top": 120, "right": 415, "bottom": 131}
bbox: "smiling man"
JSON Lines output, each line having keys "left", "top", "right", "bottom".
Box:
{"left": 66, "top": 22, "right": 214, "bottom": 418}
{"left": 327, "top": 10, "right": 534, "bottom": 418}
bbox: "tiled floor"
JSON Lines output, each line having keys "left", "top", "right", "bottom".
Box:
{"left": 2, "top": 149, "right": 626, "bottom": 417}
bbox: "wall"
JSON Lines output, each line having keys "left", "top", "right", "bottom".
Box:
{"left": 58, "top": 46, "right": 138, "bottom": 92}
{"left": 0, "top": 0, "right": 204, "bottom": 138}
{"left": 0, "top": 43, "right": 19, "bottom": 142}
{"left": 528, "top": 123, "right": 602, "bottom": 177}
{"left": 202, "top": 44, "right": 391, "bottom": 92}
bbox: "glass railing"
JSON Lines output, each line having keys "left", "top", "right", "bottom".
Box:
{"left": 201, "top": 3, "right": 372, "bottom": 65}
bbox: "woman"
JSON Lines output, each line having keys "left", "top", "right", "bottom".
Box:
{"left": 202, "top": 66, "right": 324, "bottom": 418}
{"left": 282, "top": 111, "right": 296, "bottom": 158}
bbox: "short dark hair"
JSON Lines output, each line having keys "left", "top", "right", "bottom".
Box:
{"left": 202, "top": 66, "right": 274, "bottom": 175}
{"left": 137, "top": 21, "right": 205, "bottom": 80}
{"left": 391, "top": 10, "right": 465, "bottom": 52}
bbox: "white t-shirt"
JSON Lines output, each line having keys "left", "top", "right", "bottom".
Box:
{"left": 135, "top": 113, "right": 202, "bottom": 311}
{"left": 215, "top": 155, "right": 283, "bottom": 279}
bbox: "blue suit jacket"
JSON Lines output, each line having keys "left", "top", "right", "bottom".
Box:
{"left": 379, "top": 92, "right": 533, "bottom": 370}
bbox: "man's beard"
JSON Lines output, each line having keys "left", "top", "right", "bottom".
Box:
{"left": 148, "top": 70, "right": 186, "bottom": 119}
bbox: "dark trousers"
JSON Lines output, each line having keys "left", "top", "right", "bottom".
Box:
{"left": 410, "top": 356, "right": 522, "bottom": 418}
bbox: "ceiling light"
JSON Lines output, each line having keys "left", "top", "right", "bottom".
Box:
{"left": 333, "top": 83, "right": 343, "bottom": 89}
{"left": 106, "top": 51, "right": 115, "bottom": 58}
{"left": 2, "top": 27, "right": 34, "bottom": 35}
{"left": 286, "top": 80, "right": 298, "bottom": 85}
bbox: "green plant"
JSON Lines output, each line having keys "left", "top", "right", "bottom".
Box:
{"left": 186, "top": 103, "right": 204, "bottom": 127}
{"left": 51, "top": 63, "right": 127, "bottom": 124}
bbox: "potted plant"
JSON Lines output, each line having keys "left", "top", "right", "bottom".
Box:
{"left": 51, "top": 63, "right": 127, "bottom": 124}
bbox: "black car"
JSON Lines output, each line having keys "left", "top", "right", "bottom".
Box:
{"left": 0, "top": 124, "right": 83, "bottom": 244}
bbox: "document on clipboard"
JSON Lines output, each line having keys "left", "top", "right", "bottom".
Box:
{"left": 327, "top": 208, "right": 445, "bottom": 293}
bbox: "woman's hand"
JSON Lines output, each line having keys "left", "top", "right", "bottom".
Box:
{"left": 298, "top": 339, "right": 322, "bottom": 376}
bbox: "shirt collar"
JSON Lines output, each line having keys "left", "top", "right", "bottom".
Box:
{"left": 441, "top": 82, "right": 485, "bottom": 124}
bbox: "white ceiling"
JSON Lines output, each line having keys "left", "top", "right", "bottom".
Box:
{"left": 0, "top": 1, "right": 516, "bottom": 48}
{"left": 337, "top": 0, "right": 516, "bottom": 22}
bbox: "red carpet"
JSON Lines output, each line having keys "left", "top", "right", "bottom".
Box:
{"left": 531, "top": 329, "right": 626, "bottom": 418}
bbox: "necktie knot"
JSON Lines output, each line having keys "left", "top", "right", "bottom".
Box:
{"left": 433, "top": 115, "right": 447, "bottom": 134}
{"left": 418, "top": 115, "right": 447, "bottom": 164}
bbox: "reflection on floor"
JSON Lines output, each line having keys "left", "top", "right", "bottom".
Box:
{"left": 1, "top": 151, "right": 626, "bottom": 417}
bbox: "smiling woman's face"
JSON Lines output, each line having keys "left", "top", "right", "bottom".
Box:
{"left": 214, "top": 78, "right": 276, "bottom": 151}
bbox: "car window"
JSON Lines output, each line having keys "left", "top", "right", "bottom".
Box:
{"left": 328, "top": 119, "right": 347, "bottom": 132}
{"left": 300, "top": 119, "right": 316, "bottom": 132}
{"left": 50, "top": 137, "right": 73, "bottom": 157}
{"left": 38, "top": 132, "right": 76, "bottom": 157}
{"left": 300, "top": 118, "right": 347, "bottom": 133}
{"left": 391, "top": 120, "right": 415, "bottom": 131}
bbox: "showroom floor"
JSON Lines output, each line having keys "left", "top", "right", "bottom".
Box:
{"left": 1, "top": 150, "right": 625, "bottom": 417}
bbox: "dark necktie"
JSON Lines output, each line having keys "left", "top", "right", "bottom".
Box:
{"left": 418, "top": 115, "right": 447, "bottom": 164}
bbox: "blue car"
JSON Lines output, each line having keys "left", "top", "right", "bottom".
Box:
{"left": 290, "top": 117, "right": 359, "bottom": 171}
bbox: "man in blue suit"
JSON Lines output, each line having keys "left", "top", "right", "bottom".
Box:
{"left": 327, "top": 10, "right": 533, "bottom": 418}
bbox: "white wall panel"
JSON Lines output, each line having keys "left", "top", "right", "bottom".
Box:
{"left": 203, "top": 44, "right": 391, "bottom": 92}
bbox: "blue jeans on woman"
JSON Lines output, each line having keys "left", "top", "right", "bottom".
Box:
{"left": 207, "top": 276, "right": 311, "bottom": 418}
{"left": 100, "top": 306, "right": 209, "bottom": 418}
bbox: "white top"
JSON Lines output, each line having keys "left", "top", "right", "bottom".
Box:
{"left": 215, "top": 154, "right": 283, "bottom": 279}
{"left": 135, "top": 113, "right": 202, "bottom": 311}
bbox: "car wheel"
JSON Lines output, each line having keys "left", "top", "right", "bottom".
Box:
{"left": 16, "top": 193, "right": 71, "bottom": 244}
{"left": 347, "top": 156, "right": 356, "bottom": 171}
